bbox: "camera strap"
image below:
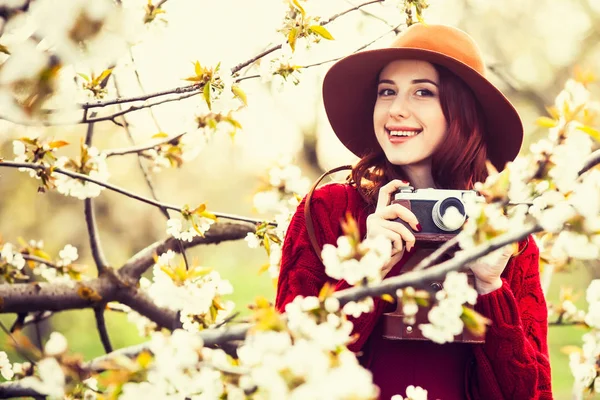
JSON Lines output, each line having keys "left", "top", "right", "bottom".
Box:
{"left": 304, "top": 164, "right": 352, "bottom": 262}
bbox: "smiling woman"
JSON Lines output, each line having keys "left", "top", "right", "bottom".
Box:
{"left": 373, "top": 60, "right": 448, "bottom": 187}
{"left": 276, "top": 23, "right": 553, "bottom": 400}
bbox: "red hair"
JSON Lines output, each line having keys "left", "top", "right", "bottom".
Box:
{"left": 350, "top": 64, "right": 489, "bottom": 206}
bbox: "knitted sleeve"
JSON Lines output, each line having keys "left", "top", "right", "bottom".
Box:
{"left": 274, "top": 183, "right": 384, "bottom": 353}
{"left": 471, "top": 236, "right": 553, "bottom": 400}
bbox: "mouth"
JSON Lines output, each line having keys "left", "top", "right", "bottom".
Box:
{"left": 385, "top": 128, "right": 422, "bottom": 140}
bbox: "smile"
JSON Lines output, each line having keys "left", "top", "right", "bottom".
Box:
{"left": 386, "top": 128, "right": 422, "bottom": 138}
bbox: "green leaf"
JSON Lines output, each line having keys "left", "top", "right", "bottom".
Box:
{"left": 225, "top": 117, "right": 242, "bottom": 129}
{"left": 48, "top": 140, "right": 69, "bottom": 149}
{"left": 152, "top": 132, "right": 169, "bottom": 139}
{"left": 193, "top": 203, "right": 207, "bottom": 214}
{"left": 203, "top": 83, "right": 212, "bottom": 110}
{"left": 263, "top": 236, "right": 271, "bottom": 256}
{"left": 577, "top": 125, "right": 600, "bottom": 142}
{"left": 194, "top": 61, "right": 203, "bottom": 77}
{"left": 96, "top": 68, "right": 114, "bottom": 84}
{"left": 0, "top": 44, "right": 10, "bottom": 55}
{"left": 77, "top": 73, "right": 90, "bottom": 82}
{"left": 231, "top": 84, "right": 247, "bottom": 106}
{"left": 288, "top": 27, "right": 298, "bottom": 52}
{"left": 309, "top": 25, "right": 334, "bottom": 40}
{"left": 199, "top": 210, "right": 217, "bottom": 221}
{"left": 291, "top": 0, "right": 306, "bottom": 16}
{"left": 183, "top": 76, "right": 203, "bottom": 82}
{"left": 536, "top": 116, "right": 558, "bottom": 128}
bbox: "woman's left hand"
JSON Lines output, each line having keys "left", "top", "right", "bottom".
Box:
{"left": 468, "top": 245, "right": 513, "bottom": 295}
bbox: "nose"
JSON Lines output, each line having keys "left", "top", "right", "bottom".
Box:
{"left": 389, "top": 95, "right": 410, "bottom": 119}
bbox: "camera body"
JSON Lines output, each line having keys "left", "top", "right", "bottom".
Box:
{"left": 391, "top": 185, "right": 479, "bottom": 245}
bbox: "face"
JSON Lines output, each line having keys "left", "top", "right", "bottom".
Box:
{"left": 373, "top": 60, "right": 447, "bottom": 170}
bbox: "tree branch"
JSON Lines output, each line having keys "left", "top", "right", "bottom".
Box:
{"left": 0, "top": 276, "right": 179, "bottom": 330}
{"left": 94, "top": 306, "right": 113, "bottom": 353}
{"left": 0, "top": 279, "right": 116, "bottom": 314}
{"left": 116, "top": 287, "right": 180, "bottom": 330}
{"left": 0, "top": 161, "right": 267, "bottom": 224}
{"left": 120, "top": 221, "right": 256, "bottom": 282}
{"left": 333, "top": 224, "right": 541, "bottom": 305}
{"left": 0, "top": 383, "right": 41, "bottom": 399}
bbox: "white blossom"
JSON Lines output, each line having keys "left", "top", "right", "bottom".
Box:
{"left": 166, "top": 216, "right": 214, "bottom": 242}
{"left": 58, "top": 244, "right": 78, "bottom": 265}
{"left": 54, "top": 147, "right": 110, "bottom": 199}
{"left": 0, "top": 352, "right": 13, "bottom": 381}
{"left": 342, "top": 298, "right": 374, "bottom": 318}
{"left": 44, "top": 332, "right": 68, "bottom": 356}
{"left": 0, "top": 40, "right": 50, "bottom": 85}
{"left": 29, "top": 0, "right": 138, "bottom": 68}
{"left": 245, "top": 232, "right": 260, "bottom": 249}
{"left": 19, "top": 358, "right": 65, "bottom": 399}
{"left": 323, "top": 235, "right": 391, "bottom": 285}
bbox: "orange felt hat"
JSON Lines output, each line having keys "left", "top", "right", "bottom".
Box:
{"left": 322, "top": 23, "right": 523, "bottom": 171}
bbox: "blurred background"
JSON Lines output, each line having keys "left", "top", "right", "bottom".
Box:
{"left": 1, "top": 0, "right": 600, "bottom": 397}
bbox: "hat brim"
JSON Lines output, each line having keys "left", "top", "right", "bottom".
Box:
{"left": 322, "top": 48, "right": 523, "bottom": 171}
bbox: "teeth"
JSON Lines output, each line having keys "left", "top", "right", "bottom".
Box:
{"left": 388, "top": 130, "right": 420, "bottom": 137}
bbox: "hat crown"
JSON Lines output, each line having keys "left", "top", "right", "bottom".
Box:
{"left": 391, "top": 24, "right": 485, "bottom": 75}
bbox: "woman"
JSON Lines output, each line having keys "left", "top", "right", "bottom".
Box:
{"left": 275, "top": 24, "right": 552, "bottom": 400}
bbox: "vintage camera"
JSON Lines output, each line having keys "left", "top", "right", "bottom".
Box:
{"left": 391, "top": 185, "right": 480, "bottom": 245}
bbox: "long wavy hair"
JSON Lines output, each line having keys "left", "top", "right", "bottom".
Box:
{"left": 350, "top": 64, "right": 489, "bottom": 207}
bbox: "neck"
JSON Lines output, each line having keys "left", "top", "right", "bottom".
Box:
{"left": 401, "top": 163, "right": 436, "bottom": 189}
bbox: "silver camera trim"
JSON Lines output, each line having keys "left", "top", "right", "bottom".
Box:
{"left": 393, "top": 186, "right": 481, "bottom": 231}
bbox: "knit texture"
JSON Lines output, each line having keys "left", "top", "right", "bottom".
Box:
{"left": 275, "top": 183, "right": 552, "bottom": 399}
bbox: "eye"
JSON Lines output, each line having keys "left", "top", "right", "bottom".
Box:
{"left": 415, "top": 88, "right": 434, "bottom": 97}
{"left": 377, "top": 88, "right": 395, "bottom": 97}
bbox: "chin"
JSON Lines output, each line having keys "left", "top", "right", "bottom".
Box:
{"left": 385, "top": 155, "right": 418, "bottom": 166}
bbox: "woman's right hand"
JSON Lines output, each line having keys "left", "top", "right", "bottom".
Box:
{"left": 366, "top": 179, "right": 420, "bottom": 277}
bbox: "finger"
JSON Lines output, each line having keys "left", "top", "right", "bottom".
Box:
{"left": 376, "top": 179, "right": 410, "bottom": 211}
{"left": 392, "top": 237, "right": 403, "bottom": 254}
{"left": 376, "top": 203, "right": 420, "bottom": 231}
{"left": 368, "top": 229, "right": 403, "bottom": 252}
{"left": 379, "top": 219, "right": 416, "bottom": 251}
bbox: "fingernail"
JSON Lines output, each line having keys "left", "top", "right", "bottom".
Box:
{"left": 416, "top": 223, "right": 422, "bottom": 232}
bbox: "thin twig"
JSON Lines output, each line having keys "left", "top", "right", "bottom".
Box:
{"left": 342, "top": 0, "right": 398, "bottom": 28}
{"left": 320, "top": 0, "right": 384, "bottom": 25}
{"left": 85, "top": 198, "right": 110, "bottom": 274}
{"left": 94, "top": 306, "right": 114, "bottom": 353}
{"left": 80, "top": 84, "right": 201, "bottom": 110}
{"left": 112, "top": 64, "right": 171, "bottom": 219}
{"left": 84, "top": 91, "right": 199, "bottom": 124}
{"left": 0, "top": 161, "right": 267, "bottom": 224}
{"left": 103, "top": 132, "right": 185, "bottom": 157}
{"left": 0, "top": 321, "right": 36, "bottom": 364}
{"left": 22, "top": 254, "right": 58, "bottom": 269}
{"left": 352, "top": 23, "right": 403, "bottom": 53}
{"left": 579, "top": 148, "right": 600, "bottom": 176}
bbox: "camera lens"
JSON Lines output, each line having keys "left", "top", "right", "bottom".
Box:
{"left": 432, "top": 197, "right": 466, "bottom": 231}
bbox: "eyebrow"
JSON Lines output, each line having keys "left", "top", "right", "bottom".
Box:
{"left": 378, "top": 78, "right": 439, "bottom": 87}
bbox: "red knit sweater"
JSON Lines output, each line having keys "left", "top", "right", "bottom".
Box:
{"left": 275, "top": 183, "right": 553, "bottom": 400}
